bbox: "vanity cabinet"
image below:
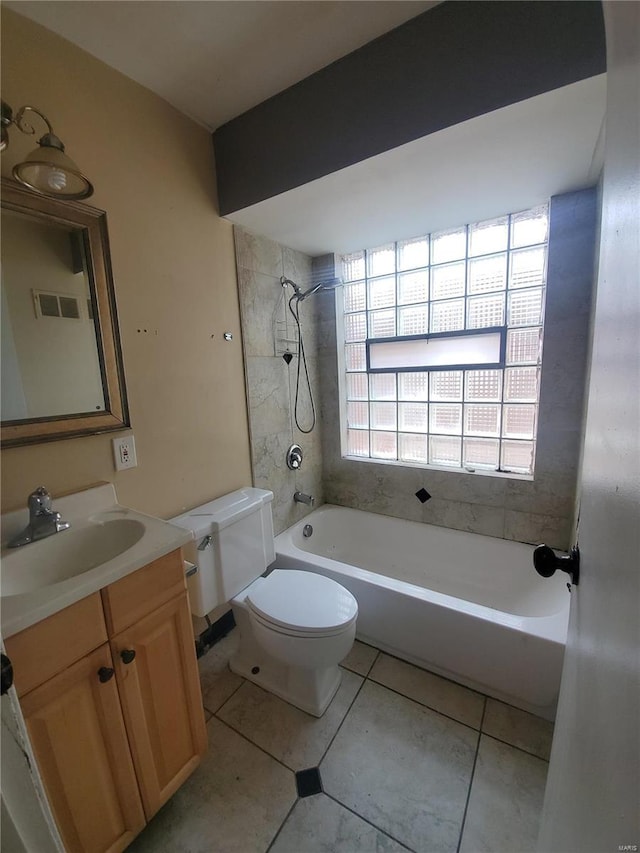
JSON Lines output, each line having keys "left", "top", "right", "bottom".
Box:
{"left": 18, "top": 642, "right": 146, "bottom": 852}
{"left": 108, "top": 593, "right": 206, "bottom": 818}
{"left": 4, "top": 549, "right": 207, "bottom": 853}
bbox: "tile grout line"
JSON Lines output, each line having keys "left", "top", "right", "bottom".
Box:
{"left": 341, "top": 660, "right": 378, "bottom": 679}
{"left": 207, "top": 652, "right": 375, "bottom": 850}
{"left": 314, "top": 661, "right": 373, "bottom": 769}
{"left": 323, "top": 790, "right": 417, "bottom": 853}
{"left": 366, "top": 675, "right": 484, "bottom": 735}
{"left": 362, "top": 646, "right": 553, "bottom": 760}
{"left": 368, "top": 674, "right": 551, "bottom": 762}
{"left": 478, "top": 730, "right": 551, "bottom": 764}
{"left": 201, "top": 643, "right": 550, "bottom": 853}
{"left": 212, "top": 713, "right": 301, "bottom": 778}
{"left": 204, "top": 652, "right": 551, "bottom": 764}
{"left": 211, "top": 664, "right": 372, "bottom": 778}
{"left": 370, "top": 646, "right": 554, "bottom": 734}
{"left": 202, "top": 676, "right": 246, "bottom": 718}
{"left": 282, "top": 652, "right": 421, "bottom": 853}
{"left": 373, "top": 646, "right": 487, "bottom": 699}
{"left": 456, "top": 696, "right": 487, "bottom": 853}
{"left": 264, "top": 796, "right": 300, "bottom": 853}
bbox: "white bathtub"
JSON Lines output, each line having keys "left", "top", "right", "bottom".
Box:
{"left": 273, "top": 505, "right": 569, "bottom": 720}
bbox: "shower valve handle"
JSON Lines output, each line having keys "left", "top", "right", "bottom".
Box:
{"left": 286, "top": 444, "right": 303, "bottom": 470}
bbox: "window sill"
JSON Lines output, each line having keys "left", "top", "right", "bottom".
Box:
{"left": 341, "top": 453, "right": 534, "bottom": 481}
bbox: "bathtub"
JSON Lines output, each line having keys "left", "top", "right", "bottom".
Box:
{"left": 273, "top": 505, "right": 570, "bottom": 720}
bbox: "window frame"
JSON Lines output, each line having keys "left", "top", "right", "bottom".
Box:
{"left": 365, "top": 326, "right": 507, "bottom": 374}
{"left": 337, "top": 205, "right": 549, "bottom": 479}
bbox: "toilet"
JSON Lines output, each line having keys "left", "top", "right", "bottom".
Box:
{"left": 170, "top": 488, "right": 358, "bottom": 717}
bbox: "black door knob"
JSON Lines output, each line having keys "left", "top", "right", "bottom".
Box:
{"left": 120, "top": 649, "right": 136, "bottom": 664}
{"left": 533, "top": 544, "right": 557, "bottom": 577}
{"left": 533, "top": 544, "right": 580, "bottom": 585}
{"left": 98, "top": 666, "right": 115, "bottom": 683}
{"left": 1, "top": 654, "right": 14, "bottom": 695}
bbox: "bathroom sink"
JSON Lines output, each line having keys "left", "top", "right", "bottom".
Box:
{"left": 0, "top": 484, "right": 194, "bottom": 638}
{"left": 1, "top": 517, "right": 146, "bottom": 597}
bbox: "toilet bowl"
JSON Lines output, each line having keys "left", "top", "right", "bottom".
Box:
{"left": 170, "top": 489, "right": 358, "bottom": 717}
{"left": 229, "top": 569, "right": 357, "bottom": 716}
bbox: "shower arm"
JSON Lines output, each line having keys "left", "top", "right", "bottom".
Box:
{"left": 281, "top": 276, "right": 303, "bottom": 297}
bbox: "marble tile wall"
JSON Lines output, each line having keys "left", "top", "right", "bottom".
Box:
{"left": 234, "top": 228, "right": 323, "bottom": 533}
{"left": 317, "top": 189, "right": 598, "bottom": 549}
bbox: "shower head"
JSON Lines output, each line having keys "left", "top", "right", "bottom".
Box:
{"left": 298, "top": 279, "right": 340, "bottom": 300}
{"left": 281, "top": 276, "right": 342, "bottom": 301}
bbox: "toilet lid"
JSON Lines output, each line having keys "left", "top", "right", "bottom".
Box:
{"left": 247, "top": 569, "right": 358, "bottom": 634}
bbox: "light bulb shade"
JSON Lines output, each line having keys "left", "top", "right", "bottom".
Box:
{"left": 12, "top": 144, "right": 93, "bottom": 200}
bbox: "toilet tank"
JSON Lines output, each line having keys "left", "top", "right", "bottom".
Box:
{"left": 169, "top": 488, "right": 275, "bottom": 617}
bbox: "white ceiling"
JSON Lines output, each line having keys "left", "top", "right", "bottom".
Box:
{"left": 7, "top": 0, "right": 438, "bottom": 130}
{"left": 8, "top": 1, "right": 606, "bottom": 256}
{"left": 229, "top": 75, "right": 607, "bottom": 254}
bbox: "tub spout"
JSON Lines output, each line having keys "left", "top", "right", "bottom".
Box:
{"left": 293, "top": 491, "right": 315, "bottom": 507}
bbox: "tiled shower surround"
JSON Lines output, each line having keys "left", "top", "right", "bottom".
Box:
{"left": 234, "top": 228, "right": 323, "bottom": 533}
{"left": 236, "top": 187, "right": 596, "bottom": 549}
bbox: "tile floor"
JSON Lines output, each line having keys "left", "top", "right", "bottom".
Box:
{"left": 129, "top": 632, "right": 553, "bottom": 853}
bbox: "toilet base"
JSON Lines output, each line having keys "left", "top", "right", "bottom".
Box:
{"left": 230, "top": 601, "right": 343, "bottom": 717}
{"left": 229, "top": 652, "right": 342, "bottom": 718}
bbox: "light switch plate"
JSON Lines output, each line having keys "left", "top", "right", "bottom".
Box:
{"left": 112, "top": 435, "right": 137, "bottom": 471}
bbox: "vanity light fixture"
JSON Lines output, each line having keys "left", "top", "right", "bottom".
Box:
{"left": 1, "top": 100, "right": 93, "bottom": 200}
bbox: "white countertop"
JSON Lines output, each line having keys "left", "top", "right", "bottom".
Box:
{"left": 1, "top": 484, "right": 193, "bottom": 638}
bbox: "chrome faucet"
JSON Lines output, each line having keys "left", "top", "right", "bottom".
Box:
{"left": 293, "top": 491, "right": 315, "bottom": 507}
{"left": 7, "top": 487, "right": 71, "bottom": 548}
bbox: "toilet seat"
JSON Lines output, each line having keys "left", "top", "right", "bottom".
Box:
{"left": 250, "top": 609, "right": 356, "bottom": 639}
{"left": 247, "top": 569, "right": 358, "bottom": 637}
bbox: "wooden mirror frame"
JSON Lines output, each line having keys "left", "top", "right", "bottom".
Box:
{"left": 1, "top": 178, "right": 130, "bottom": 447}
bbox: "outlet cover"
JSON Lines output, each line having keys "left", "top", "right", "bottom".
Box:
{"left": 112, "top": 435, "right": 137, "bottom": 471}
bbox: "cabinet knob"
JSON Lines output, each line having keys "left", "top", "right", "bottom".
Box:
{"left": 120, "top": 649, "right": 136, "bottom": 665}
{"left": 98, "top": 666, "right": 115, "bottom": 683}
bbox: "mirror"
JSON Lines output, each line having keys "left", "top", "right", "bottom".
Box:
{"left": 1, "top": 178, "right": 129, "bottom": 447}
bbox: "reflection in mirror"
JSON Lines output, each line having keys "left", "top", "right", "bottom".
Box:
{"left": 1, "top": 178, "right": 129, "bottom": 447}
{"left": 1, "top": 210, "right": 106, "bottom": 419}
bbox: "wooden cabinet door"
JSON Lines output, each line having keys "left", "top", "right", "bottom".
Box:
{"left": 20, "top": 644, "right": 145, "bottom": 853}
{"left": 111, "top": 592, "right": 207, "bottom": 820}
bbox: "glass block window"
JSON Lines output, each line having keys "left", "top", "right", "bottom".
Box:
{"left": 339, "top": 205, "right": 548, "bottom": 475}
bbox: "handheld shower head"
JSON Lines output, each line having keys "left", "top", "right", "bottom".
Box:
{"left": 298, "top": 277, "right": 343, "bottom": 301}
{"left": 281, "top": 275, "right": 342, "bottom": 301}
{"left": 279, "top": 275, "right": 342, "bottom": 434}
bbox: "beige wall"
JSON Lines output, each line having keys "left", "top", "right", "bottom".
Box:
{"left": 1, "top": 9, "right": 252, "bottom": 517}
